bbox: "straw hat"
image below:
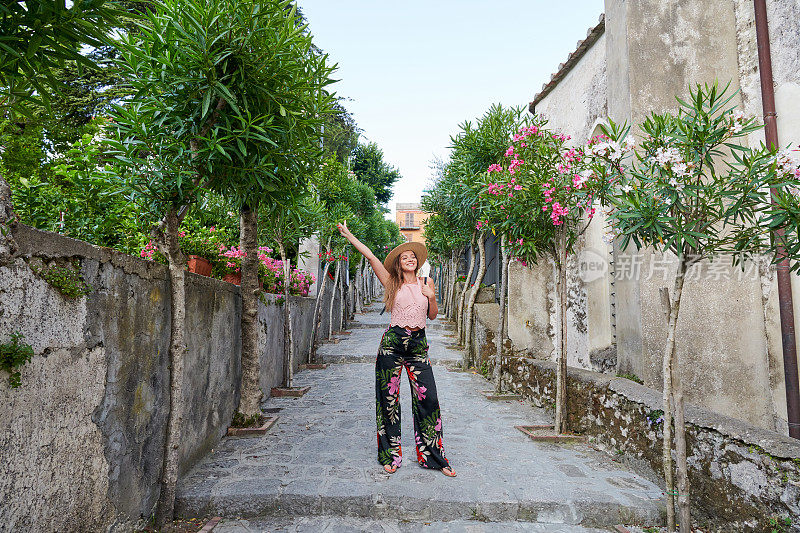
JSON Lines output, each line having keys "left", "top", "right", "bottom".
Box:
{"left": 383, "top": 241, "right": 428, "bottom": 272}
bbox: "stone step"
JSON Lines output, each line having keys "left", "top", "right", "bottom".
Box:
{"left": 176, "top": 480, "right": 660, "bottom": 527}
{"left": 210, "top": 515, "right": 612, "bottom": 532}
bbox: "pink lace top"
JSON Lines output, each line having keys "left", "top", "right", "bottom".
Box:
{"left": 389, "top": 279, "right": 428, "bottom": 329}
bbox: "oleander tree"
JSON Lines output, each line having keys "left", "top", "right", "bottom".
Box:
{"left": 0, "top": 0, "right": 122, "bottom": 264}
{"left": 447, "top": 105, "right": 524, "bottom": 362}
{"left": 488, "top": 117, "right": 628, "bottom": 433}
{"left": 260, "top": 191, "right": 322, "bottom": 389}
{"left": 475, "top": 117, "right": 555, "bottom": 393}
{"left": 421, "top": 192, "right": 468, "bottom": 319}
{"left": 592, "top": 83, "right": 800, "bottom": 532}
{"left": 109, "top": 0, "right": 335, "bottom": 524}
{"left": 422, "top": 158, "right": 474, "bottom": 321}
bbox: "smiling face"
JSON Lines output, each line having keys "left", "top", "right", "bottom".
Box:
{"left": 398, "top": 250, "right": 418, "bottom": 274}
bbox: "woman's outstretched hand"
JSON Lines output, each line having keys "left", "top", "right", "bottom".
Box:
{"left": 337, "top": 220, "right": 352, "bottom": 240}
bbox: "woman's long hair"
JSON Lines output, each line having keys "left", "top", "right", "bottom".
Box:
{"left": 384, "top": 253, "right": 419, "bottom": 310}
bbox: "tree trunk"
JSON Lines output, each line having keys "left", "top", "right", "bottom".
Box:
{"left": 355, "top": 257, "right": 364, "bottom": 313}
{"left": 464, "top": 234, "right": 486, "bottom": 366}
{"left": 308, "top": 241, "right": 332, "bottom": 364}
{"left": 328, "top": 258, "right": 341, "bottom": 338}
{"left": 444, "top": 259, "right": 451, "bottom": 316}
{"left": 554, "top": 227, "right": 569, "bottom": 434}
{"left": 674, "top": 357, "right": 691, "bottom": 533}
{"left": 448, "top": 252, "right": 457, "bottom": 320}
{"left": 339, "top": 250, "right": 347, "bottom": 329}
{"left": 154, "top": 208, "right": 187, "bottom": 527}
{"left": 662, "top": 255, "right": 689, "bottom": 531}
{"left": 237, "top": 203, "right": 262, "bottom": 417}
{"left": 362, "top": 260, "right": 370, "bottom": 306}
{"left": 279, "top": 241, "right": 295, "bottom": 388}
{"left": 0, "top": 174, "right": 18, "bottom": 266}
{"left": 493, "top": 234, "right": 509, "bottom": 393}
{"left": 458, "top": 235, "right": 477, "bottom": 344}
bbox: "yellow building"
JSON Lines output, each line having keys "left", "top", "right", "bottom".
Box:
{"left": 395, "top": 202, "right": 429, "bottom": 244}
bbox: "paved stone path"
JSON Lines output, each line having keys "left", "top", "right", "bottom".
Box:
{"left": 176, "top": 306, "right": 664, "bottom": 531}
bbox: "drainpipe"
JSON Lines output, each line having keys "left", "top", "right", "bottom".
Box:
{"left": 754, "top": 0, "right": 800, "bottom": 439}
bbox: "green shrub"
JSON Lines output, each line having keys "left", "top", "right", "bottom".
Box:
{"left": 32, "top": 259, "right": 92, "bottom": 299}
{"left": 0, "top": 332, "right": 34, "bottom": 388}
{"left": 616, "top": 372, "right": 643, "bottom": 384}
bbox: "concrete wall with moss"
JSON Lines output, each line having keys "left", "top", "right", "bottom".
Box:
{"left": 0, "top": 225, "right": 330, "bottom": 532}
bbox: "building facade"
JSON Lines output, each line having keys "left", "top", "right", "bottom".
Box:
{"left": 505, "top": 0, "right": 800, "bottom": 432}
{"left": 395, "top": 202, "right": 429, "bottom": 244}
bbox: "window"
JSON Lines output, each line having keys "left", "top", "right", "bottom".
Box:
{"left": 404, "top": 213, "right": 414, "bottom": 227}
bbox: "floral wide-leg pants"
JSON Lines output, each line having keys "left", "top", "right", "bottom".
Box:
{"left": 375, "top": 326, "right": 450, "bottom": 470}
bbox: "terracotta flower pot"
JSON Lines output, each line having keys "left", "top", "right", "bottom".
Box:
{"left": 223, "top": 272, "right": 242, "bottom": 285}
{"left": 187, "top": 255, "right": 212, "bottom": 277}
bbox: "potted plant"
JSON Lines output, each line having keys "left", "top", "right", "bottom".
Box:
{"left": 178, "top": 226, "right": 221, "bottom": 277}
{"left": 216, "top": 244, "right": 245, "bottom": 285}
{"left": 257, "top": 247, "right": 281, "bottom": 291}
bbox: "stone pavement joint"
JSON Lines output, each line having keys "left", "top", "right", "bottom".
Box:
{"left": 175, "top": 307, "right": 665, "bottom": 529}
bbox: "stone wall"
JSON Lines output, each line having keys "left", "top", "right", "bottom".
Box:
{"left": 499, "top": 357, "right": 800, "bottom": 532}
{"left": 469, "top": 308, "right": 800, "bottom": 531}
{"left": 0, "top": 225, "right": 332, "bottom": 532}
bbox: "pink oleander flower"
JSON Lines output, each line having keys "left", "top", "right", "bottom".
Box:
{"left": 550, "top": 202, "right": 569, "bottom": 226}
{"left": 508, "top": 159, "right": 524, "bottom": 174}
{"left": 504, "top": 146, "right": 515, "bottom": 157}
{"left": 487, "top": 182, "right": 505, "bottom": 195}
{"left": 573, "top": 171, "right": 591, "bottom": 189}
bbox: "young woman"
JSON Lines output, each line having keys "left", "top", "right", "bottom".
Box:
{"left": 337, "top": 221, "right": 456, "bottom": 477}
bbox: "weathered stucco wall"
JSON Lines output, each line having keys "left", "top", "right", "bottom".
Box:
{"left": 507, "top": 260, "right": 554, "bottom": 359}
{"left": 635, "top": 251, "right": 776, "bottom": 429}
{"left": 575, "top": 0, "right": 793, "bottom": 431}
{"left": 506, "top": 250, "right": 590, "bottom": 371}
{"left": 0, "top": 225, "right": 326, "bottom": 532}
{"left": 535, "top": 33, "right": 608, "bottom": 143}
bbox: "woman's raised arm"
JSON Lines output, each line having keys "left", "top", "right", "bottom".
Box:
{"left": 336, "top": 221, "right": 390, "bottom": 287}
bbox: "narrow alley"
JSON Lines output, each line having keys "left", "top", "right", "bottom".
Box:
{"left": 175, "top": 306, "right": 664, "bottom": 532}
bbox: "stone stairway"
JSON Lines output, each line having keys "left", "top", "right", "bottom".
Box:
{"left": 174, "top": 308, "right": 664, "bottom": 531}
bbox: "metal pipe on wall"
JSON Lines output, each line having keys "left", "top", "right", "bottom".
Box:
{"left": 754, "top": 0, "right": 800, "bottom": 439}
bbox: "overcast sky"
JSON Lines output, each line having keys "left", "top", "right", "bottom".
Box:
{"left": 296, "top": 1, "right": 604, "bottom": 218}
